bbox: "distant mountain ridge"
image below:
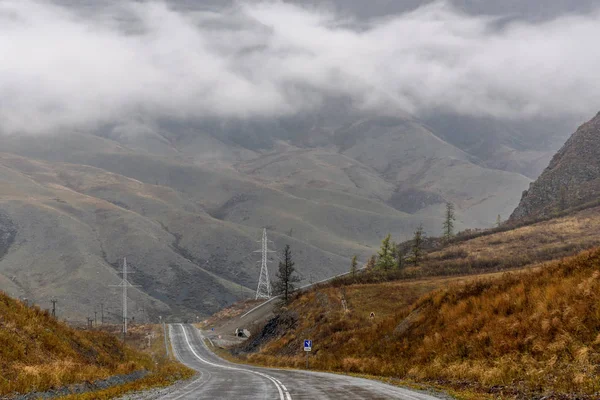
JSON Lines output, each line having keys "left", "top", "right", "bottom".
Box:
{"left": 511, "top": 112, "right": 600, "bottom": 221}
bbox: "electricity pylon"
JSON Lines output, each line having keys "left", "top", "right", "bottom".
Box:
{"left": 109, "top": 257, "right": 139, "bottom": 342}
{"left": 255, "top": 228, "right": 275, "bottom": 300}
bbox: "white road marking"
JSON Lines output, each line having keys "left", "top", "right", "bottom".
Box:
{"left": 161, "top": 326, "right": 212, "bottom": 400}
{"left": 271, "top": 377, "right": 293, "bottom": 400}
{"left": 177, "top": 324, "right": 292, "bottom": 400}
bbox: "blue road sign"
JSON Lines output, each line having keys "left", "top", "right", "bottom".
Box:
{"left": 304, "top": 340, "right": 312, "bottom": 351}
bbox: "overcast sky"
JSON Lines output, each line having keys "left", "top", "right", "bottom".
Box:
{"left": 1, "top": 0, "right": 599, "bottom": 134}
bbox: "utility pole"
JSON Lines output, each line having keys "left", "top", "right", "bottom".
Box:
{"left": 109, "top": 257, "right": 139, "bottom": 344}
{"left": 51, "top": 299, "right": 57, "bottom": 318}
{"left": 255, "top": 228, "right": 275, "bottom": 300}
{"left": 100, "top": 303, "right": 104, "bottom": 325}
{"left": 94, "top": 311, "right": 98, "bottom": 327}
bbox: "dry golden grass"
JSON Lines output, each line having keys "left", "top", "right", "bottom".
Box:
{"left": 421, "top": 206, "right": 600, "bottom": 276}
{"left": 236, "top": 248, "right": 600, "bottom": 398}
{"left": 0, "top": 292, "right": 193, "bottom": 398}
{"left": 61, "top": 324, "right": 194, "bottom": 400}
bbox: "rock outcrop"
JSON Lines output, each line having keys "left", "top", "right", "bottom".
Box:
{"left": 511, "top": 112, "right": 600, "bottom": 221}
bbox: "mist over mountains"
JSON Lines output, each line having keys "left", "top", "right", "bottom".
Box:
{"left": 0, "top": 0, "right": 596, "bottom": 319}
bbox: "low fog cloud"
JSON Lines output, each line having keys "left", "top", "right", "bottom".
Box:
{"left": 1, "top": 0, "right": 600, "bottom": 134}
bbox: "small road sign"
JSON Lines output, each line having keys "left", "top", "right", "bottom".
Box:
{"left": 304, "top": 340, "right": 312, "bottom": 352}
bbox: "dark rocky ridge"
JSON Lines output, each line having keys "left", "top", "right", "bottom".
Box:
{"left": 510, "top": 112, "right": 600, "bottom": 221}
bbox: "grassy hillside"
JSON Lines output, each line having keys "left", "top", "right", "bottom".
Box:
{"left": 388, "top": 204, "right": 600, "bottom": 280}
{"left": 233, "top": 247, "right": 600, "bottom": 398}
{"left": 0, "top": 291, "right": 192, "bottom": 398}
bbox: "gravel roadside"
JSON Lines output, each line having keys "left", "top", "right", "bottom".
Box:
{"left": 115, "top": 375, "right": 198, "bottom": 400}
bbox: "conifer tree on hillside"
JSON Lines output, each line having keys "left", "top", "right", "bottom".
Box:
{"left": 390, "top": 241, "right": 398, "bottom": 262}
{"left": 442, "top": 202, "right": 455, "bottom": 242}
{"left": 376, "top": 234, "right": 395, "bottom": 271}
{"left": 273, "top": 245, "right": 301, "bottom": 303}
{"left": 412, "top": 225, "right": 425, "bottom": 267}
{"left": 395, "top": 244, "right": 404, "bottom": 270}
{"left": 350, "top": 255, "right": 358, "bottom": 278}
{"left": 366, "top": 255, "right": 377, "bottom": 271}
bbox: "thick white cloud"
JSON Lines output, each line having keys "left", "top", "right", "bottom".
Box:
{"left": 1, "top": 0, "right": 599, "bottom": 134}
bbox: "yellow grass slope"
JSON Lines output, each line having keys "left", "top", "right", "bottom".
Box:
{"left": 0, "top": 291, "right": 191, "bottom": 397}
{"left": 414, "top": 205, "right": 600, "bottom": 277}
{"left": 241, "top": 249, "right": 600, "bottom": 398}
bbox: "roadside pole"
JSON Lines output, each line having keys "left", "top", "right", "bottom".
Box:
{"left": 304, "top": 340, "right": 312, "bottom": 369}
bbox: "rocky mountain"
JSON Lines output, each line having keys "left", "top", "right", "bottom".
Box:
{"left": 511, "top": 112, "right": 600, "bottom": 221}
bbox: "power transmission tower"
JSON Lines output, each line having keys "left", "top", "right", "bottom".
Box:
{"left": 100, "top": 303, "right": 104, "bottom": 325}
{"left": 255, "top": 228, "right": 275, "bottom": 300}
{"left": 109, "top": 257, "right": 139, "bottom": 343}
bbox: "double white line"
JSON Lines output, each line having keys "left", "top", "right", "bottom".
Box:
{"left": 177, "top": 324, "right": 293, "bottom": 400}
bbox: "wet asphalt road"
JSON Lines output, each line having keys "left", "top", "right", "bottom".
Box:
{"left": 165, "top": 324, "right": 443, "bottom": 400}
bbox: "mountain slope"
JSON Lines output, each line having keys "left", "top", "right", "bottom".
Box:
{"left": 0, "top": 110, "right": 533, "bottom": 320}
{"left": 511, "top": 111, "right": 600, "bottom": 221}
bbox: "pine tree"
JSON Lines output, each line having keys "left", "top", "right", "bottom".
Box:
{"left": 395, "top": 244, "right": 404, "bottom": 270}
{"left": 390, "top": 241, "right": 398, "bottom": 262}
{"left": 350, "top": 255, "right": 358, "bottom": 278}
{"left": 273, "top": 245, "right": 301, "bottom": 303}
{"left": 376, "top": 234, "right": 395, "bottom": 271}
{"left": 412, "top": 225, "right": 425, "bottom": 267}
{"left": 442, "top": 202, "right": 455, "bottom": 242}
{"left": 366, "top": 255, "right": 377, "bottom": 271}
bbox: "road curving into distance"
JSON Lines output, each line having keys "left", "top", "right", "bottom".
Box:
{"left": 165, "top": 324, "right": 443, "bottom": 400}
